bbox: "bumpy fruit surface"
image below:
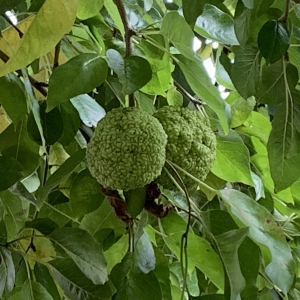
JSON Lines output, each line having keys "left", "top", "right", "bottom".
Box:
{"left": 86, "top": 107, "right": 167, "bottom": 190}
{"left": 153, "top": 106, "right": 216, "bottom": 190}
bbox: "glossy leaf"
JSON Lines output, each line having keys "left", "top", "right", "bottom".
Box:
{"left": 124, "top": 187, "right": 146, "bottom": 218}
{"left": 25, "top": 218, "right": 59, "bottom": 235}
{"left": 49, "top": 258, "right": 114, "bottom": 300}
{"left": 221, "top": 189, "right": 296, "bottom": 295}
{"left": 215, "top": 228, "right": 249, "bottom": 300}
{"left": 231, "top": 46, "right": 260, "bottom": 99}
{"left": 195, "top": 4, "right": 239, "bottom": 45}
{"left": 27, "top": 101, "right": 63, "bottom": 146}
{"left": 70, "top": 94, "right": 106, "bottom": 127}
{"left": 34, "top": 263, "right": 61, "bottom": 300}
{"left": 0, "top": 0, "right": 78, "bottom": 77}
{"left": 77, "top": 0, "right": 104, "bottom": 20}
{"left": 212, "top": 130, "right": 254, "bottom": 186}
{"left": 69, "top": 169, "right": 105, "bottom": 219}
{"left": 258, "top": 61, "right": 298, "bottom": 104}
{"left": 49, "top": 227, "right": 108, "bottom": 285}
{"left": 47, "top": 54, "right": 108, "bottom": 111}
{"left": 111, "top": 253, "right": 162, "bottom": 300}
{"left": 134, "top": 230, "right": 155, "bottom": 274}
{"left": 0, "top": 247, "right": 15, "bottom": 297}
{"left": 161, "top": 11, "right": 195, "bottom": 60}
{"left": 0, "top": 157, "right": 23, "bottom": 192}
{"left": 106, "top": 49, "right": 152, "bottom": 94}
{"left": 0, "top": 190, "right": 29, "bottom": 242}
{"left": 267, "top": 90, "right": 300, "bottom": 191}
{"left": 0, "top": 119, "right": 40, "bottom": 177}
{"left": 258, "top": 20, "right": 289, "bottom": 64}
{"left": 35, "top": 148, "right": 86, "bottom": 205}
{"left": 0, "top": 73, "right": 27, "bottom": 124}
{"left": 176, "top": 55, "right": 229, "bottom": 133}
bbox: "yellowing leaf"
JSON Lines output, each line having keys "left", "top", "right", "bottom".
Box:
{"left": 0, "top": 0, "right": 78, "bottom": 77}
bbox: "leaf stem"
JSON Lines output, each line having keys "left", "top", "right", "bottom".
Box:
{"left": 113, "top": 0, "right": 135, "bottom": 106}
{"left": 1, "top": 13, "right": 24, "bottom": 38}
{"left": 0, "top": 49, "right": 48, "bottom": 97}
{"left": 44, "top": 202, "right": 81, "bottom": 224}
{"left": 174, "top": 81, "right": 203, "bottom": 106}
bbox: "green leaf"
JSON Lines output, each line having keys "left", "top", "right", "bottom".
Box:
{"left": 70, "top": 94, "right": 106, "bottom": 127}
{"left": 0, "top": 118, "right": 39, "bottom": 177}
{"left": 0, "top": 247, "right": 15, "bottom": 298}
{"left": 221, "top": 189, "right": 296, "bottom": 295}
{"left": 0, "top": 0, "right": 23, "bottom": 14}
{"left": 211, "top": 130, "right": 254, "bottom": 186}
{"left": 49, "top": 258, "right": 114, "bottom": 300}
{"left": 25, "top": 218, "right": 59, "bottom": 235}
{"left": 69, "top": 169, "right": 105, "bottom": 219}
{"left": 80, "top": 199, "right": 126, "bottom": 235}
{"left": 231, "top": 46, "right": 260, "bottom": 99}
{"left": 49, "top": 227, "right": 107, "bottom": 285}
{"left": 239, "top": 238, "right": 260, "bottom": 300}
{"left": 124, "top": 188, "right": 146, "bottom": 218}
{"left": 0, "top": 73, "right": 27, "bottom": 124}
{"left": 34, "top": 263, "right": 61, "bottom": 300}
{"left": 0, "top": 190, "right": 30, "bottom": 242}
{"left": 8, "top": 280, "right": 54, "bottom": 300}
{"left": 58, "top": 101, "right": 81, "bottom": 146}
{"left": 167, "top": 87, "right": 183, "bottom": 106}
{"left": 77, "top": 0, "right": 104, "bottom": 20}
{"left": 9, "top": 182, "right": 38, "bottom": 207}
{"left": 0, "top": 157, "right": 23, "bottom": 192}
{"left": 258, "top": 20, "right": 289, "bottom": 64}
{"left": 106, "top": 49, "right": 152, "bottom": 94}
{"left": 258, "top": 61, "right": 298, "bottom": 104}
{"left": 182, "top": 0, "right": 205, "bottom": 26}
{"left": 234, "top": 0, "right": 251, "bottom": 46}
{"left": 215, "top": 228, "right": 249, "bottom": 300}
{"left": 161, "top": 11, "right": 195, "bottom": 60}
{"left": 0, "top": 0, "right": 78, "bottom": 77}
{"left": 267, "top": 90, "right": 300, "bottom": 191}
{"left": 27, "top": 101, "right": 63, "bottom": 146}
{"left": 160, "top": 212, "right": 224, "bottom": 290}
{"left": 134, "top": 230, "right": 155, "bottom": 274}
{"left": 226, "top": 92, "right": 255, "bottom": 128}
{"left": 47, "top": 54, "right": 108, "bottom": 111}
{"left": 153, "top": 247, "right": 172, "bottom": 300}
{"left": 104, "top": 0, "right": 124, "bottom": 36}
{"left": 195, "top": 4, "right": 239, "bottom": 45}
{"left": 236, "top": 111, "right": 271, "bottom": 145}
{"left": 111, "top": 252, "right": 162, "bottom": 300}
{"left": 35, "top": 148, "right": 86, "bottom": 206}
{"left": 176, "top": 55, "right": 229, "bottom": 133}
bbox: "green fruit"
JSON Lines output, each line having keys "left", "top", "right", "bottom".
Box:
{"left": 86, "top": 107, "right": 167, "bottom": 190}
{"left": 153, "top": 106, "right": 216, "bottom": 190}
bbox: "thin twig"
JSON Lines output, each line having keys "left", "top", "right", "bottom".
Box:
{"left": 283, "top": 0, "right": 291, "bottom": 23}
{"left": 174, "top": 81, "right": 203, "bottom": 106}
{"left": 113, "top": 0, "right": 135, "bottom": 106}
{"left": 53, "top": 41, "right": 61, "bottom": 69}
{"left": 1, "top": 13, "right": 24, "bottom": 38}
{"left": 0, "top": 49, "right": 48, "bottom": 97}
{"left": 165, "top": 162, "right": 192, "bottom": 300}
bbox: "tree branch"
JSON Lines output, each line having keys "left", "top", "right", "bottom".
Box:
{"left": 174, "top": 81, "right": 202, "bottom": 106}
{"left": 0, "top": 49, "right": 48, "bottom": 97}
{"left": 53, "top": 41, "right": 61, "bottom": 69}
{"left": 283, "top": 0, "right": 291, "bottom": 23}
{"left": 113, "top": 0, "right": 136, "bottom": 107}
{"left": 1, "top": 13, "right": 24, "bottom": 38}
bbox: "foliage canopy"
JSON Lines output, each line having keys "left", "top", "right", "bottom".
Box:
{"left": 1, "top": 0, "right": 300, "bottom": 299}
